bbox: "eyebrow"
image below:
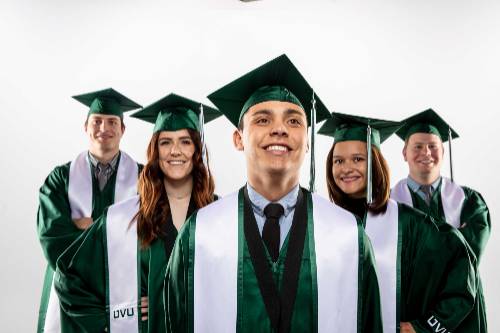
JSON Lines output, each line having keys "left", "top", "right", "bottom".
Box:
{"left": 158, "top": 136, "right": 192, "bottom": 141}
{"left": 250, "top": 108, "right": 306, "bottom": 118}
{"left": 332, "top": 153, "right": 365, "bottom": 158}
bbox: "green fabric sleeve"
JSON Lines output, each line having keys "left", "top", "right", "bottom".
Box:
{"left": 164, "top": 214, "right": 195, "bottom": 333}
{"left": 55, "top": 214, "right": 108, "bottom": 333}
{"left": 357, "top": 226, "right": 384, "bottom": 333}
{"left": 400, "top": 205, "right": 476, "bottom": 332}
{"left": 37, "top": 164, "right": 82, "bottom": 269}
{"left": 459, "top": 187, "right": 491, "bottom": 263}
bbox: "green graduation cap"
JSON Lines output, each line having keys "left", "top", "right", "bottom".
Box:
{"left": 207, "top": 54, "right": 330, "bottom": 128}
{"left": 397, "top": 108, "right": 459, "bottom": 182}
{"left": 318, "top": 112, "right": 402, "bottom": 148}
{"left": 130, "top": 93, "right": 220, "bottom": 133}
{"left": 207, "top": 54, "right": 330, "bottom": 192}
{"left": 318, "top": 112, "right": 402, "bottom": 204}
{"left": 73, "top": 88, "right": 141, "bottom": 119}
{"left": 396, "top": 108, "right": 459, "bottom": 142}
{"left": 131, "top": 93, "right": 221, "bottom": 167}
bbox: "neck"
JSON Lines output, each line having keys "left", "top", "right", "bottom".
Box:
{"left": 410, "top": 172, "right": 440, "bottom": 186}
{"left": 164, "top": 176, "right": 193, "bottom": 200}
{"left": 247, "top": 172, "right": 299, "bottom": 202}
{"left": 88, "top": 147, "right": 119, "bottom": 164}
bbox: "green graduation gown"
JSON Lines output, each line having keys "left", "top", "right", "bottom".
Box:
{"left": 165, "top": 187, "right": 383, "bottom": 333}
{"left": 360, "top": 199, "right": 476, "bottom": 332}
{"left": 392, "top": 177, "right": 490, "bottom": 332}
{"left": 54, "top": 194, "right": 197, "bottom": 333}
{"left": 37, "top": 151, "right": 141, "bottom": 333}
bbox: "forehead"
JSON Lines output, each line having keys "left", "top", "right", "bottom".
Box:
{"left": 333, "top": 140, "right": 367, "bottom": 155}
{"left": 87, "top": 114, "right": 121, "bottom": 122}
{"left": 246, "top": 100, "right": 306, "bottom": 118}
{"left": 158, "top": 129, "right": 191, "bottom": 140}
{"left": 408, "top": 132, "right": 442, "bottom": 144}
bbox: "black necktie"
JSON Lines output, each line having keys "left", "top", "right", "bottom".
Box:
{"left": 263, "top": 203, "right": 284, "bottom": 262}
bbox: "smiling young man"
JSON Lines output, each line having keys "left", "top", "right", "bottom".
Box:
{"left": 37, "top": 88, "right": 142, "bottom": 333}
{"left": 391, "top": 108, "right": 490, "bottom": 333}
{"left": 164, "top": 55, "right": 383, "bottom": 333}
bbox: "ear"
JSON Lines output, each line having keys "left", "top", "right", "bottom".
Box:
{"left": 121, "top": 123, "right": 126, "bottom": 136}
{"left": 84, "top": 120, "right": 88, "bottom": 133}
{"left": 233, "top": 129, "right": 244, "bottom": 151}
{"left": 402, "top": 146, "right": 408, "bottom": 162}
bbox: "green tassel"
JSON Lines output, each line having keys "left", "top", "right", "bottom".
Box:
{"left": 366, "top": 125, "right": 373, "bottom": 205}
{"left": 309, "top": 92, "right": 316, "bottom": 193}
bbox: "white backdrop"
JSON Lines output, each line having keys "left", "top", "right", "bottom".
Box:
{"left": 0, "top": 0, "right": 498, "bottom": 331}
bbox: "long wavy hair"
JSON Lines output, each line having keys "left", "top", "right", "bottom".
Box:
{"left": 135, "top": 129, "right": 215, "bottom": 247}
{"left": 326, "top": 143, "right": 390, "bottom": 215}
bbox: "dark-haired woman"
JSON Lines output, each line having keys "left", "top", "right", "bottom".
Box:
{"left": 55, "top": 94, "right": 220, "bottom": 333}
{"left": 319, "top": 112, "right": 477, "bottom": 333}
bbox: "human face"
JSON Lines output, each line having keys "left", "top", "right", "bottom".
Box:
{"left": 331, "top": 140, "right": 367, "bottom": 198}
{"left": 158, "top": 129, "right": 195, "bottom": 182}
{"left": 403, "top": 133, "right": 443, "bottom": 183}
{"left": 233, "top": 100, "right": 308, "bottom": 180}
{"left": 85, "top": 114, "right": 124, "bottom": 153}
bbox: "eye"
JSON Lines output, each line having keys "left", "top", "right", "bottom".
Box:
{"left": 255, "top": 117, "right": 270, "bottom": 125}
{"left": 288, "top": 118, "right": 302, "bottom": 126}
{"left": 333, "top": 159, "right": 343, "bottom": 165}
{"left": 429, "top": 144, "right": 437, "bottom": 150}
{"left": 181, "top": 139, "right": 193, "bottom": 145}
{"left": 414, "top": 144, "right": 422, "bottom": 150}
{"left": 353, "top": 156, "right": 365, "bottom": 162}
{"left": 159, "top": 139, "right": 171, "bottom": 146}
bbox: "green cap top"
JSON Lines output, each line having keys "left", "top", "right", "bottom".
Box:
{"left": 130, "top": 93, "right": 221, "bottom": 133}
{"left": 72, "top": 88, "right": 141, "bottom": 118}
{"left": 207, "top": 54, "right": 331, "bottom": 128}
{"left": 318, "top": 112, "right": 402, "bottom": 148}
{"left": 396, "top": 108, "right": 459, "bottom": 142}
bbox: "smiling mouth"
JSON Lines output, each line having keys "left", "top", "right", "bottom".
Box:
{"left": 340, "top": 175, "right": 361, "bottom": 183}
{"left": 168, "top": 160, "right": 186, "bottom": 165}
{"left": 418, "top": 160, "right": 434, "bottom": 165}
{"left": 264, "top": 144, "right": 291, "bottom": 153}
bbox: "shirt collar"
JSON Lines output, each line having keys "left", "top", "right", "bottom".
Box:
{"left": 246, "top": 183, "right": 300, "bottom": 218}
{"left": 88, "top": 151, "right": 120, "bottom": 171}
{"left": 407, "top": 175, "right": 441, "bottom": 192}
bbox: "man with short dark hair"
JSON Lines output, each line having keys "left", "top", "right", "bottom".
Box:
{"left": 165, "top": 55, "right": 383, "bottom": 332}
{"left": 37, "top": 88, "right": 142, "bottom": 333}
{"left": 392, "top": 108, "right": 490, "bottom": 333}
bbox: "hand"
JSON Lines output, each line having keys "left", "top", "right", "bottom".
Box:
{"left": 73, "top": 217, "right": 93, "bottom": 230}
{"left": 400, "top": 322, "right": 416, "bottom": 333}
{"left": 141, "top": 296, "right": 148, "bottom": 321}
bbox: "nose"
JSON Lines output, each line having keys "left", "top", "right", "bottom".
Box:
{"left": 269, "top": 120, "right": 288, "bottom": 137}
{"left": 423, "top": 145, "right": 431, "bottom": 155}
{"left": 99, "top": 121, "right": 110, "bottom": 132}
{"left": 170, "top": 142, "right": 181, "bottom": 156}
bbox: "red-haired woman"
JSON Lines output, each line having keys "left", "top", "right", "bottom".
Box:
{"left": 55, "top": 94, "right": 220, "bottom": 333}
{"left": 319, "top": 112, "right": 476, "bottom": 333}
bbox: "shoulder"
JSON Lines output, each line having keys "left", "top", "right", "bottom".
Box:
{"left": 40, "top": 161, "right": 71, "bottom": 190}
{"left": 196, "top": 191, "right": 239, "bottom": 218}
{"left": 310, "top": 192, "right": 357, "bottom": 223}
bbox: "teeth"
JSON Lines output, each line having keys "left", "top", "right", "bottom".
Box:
{"left": 267, "top": 145, "right": 288, "bottom": 152}
{"left": 169, "top": 160, "right": 185, "bottom": 165}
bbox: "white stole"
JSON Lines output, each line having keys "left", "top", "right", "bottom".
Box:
{"left": 391, "top": 177, "right": 465, "bottom": 228}
{"left": 105, "top": 195, "right": 140, "bottom": 333}
{"left": 365, "top": 198, "right": 400, "bottom": 333}
{"left": 192, "top": 191, "right": 360, "bottom": 332}
{"left": 43, "top": 151, "right": 138, "bottom": 333}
